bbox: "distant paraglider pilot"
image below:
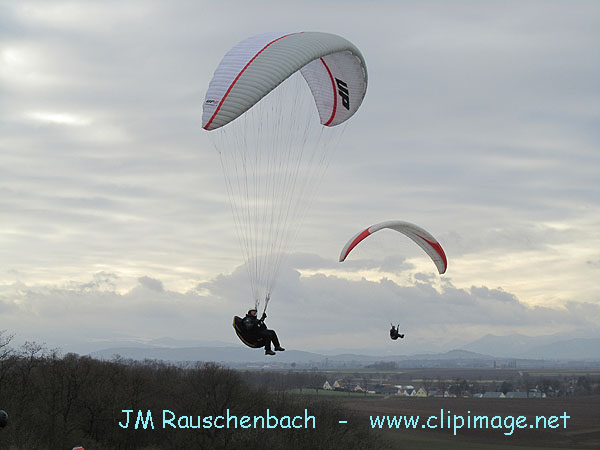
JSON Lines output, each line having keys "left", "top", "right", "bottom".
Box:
{"left": 390, "top": 324, "right": 404, "bottom": 340}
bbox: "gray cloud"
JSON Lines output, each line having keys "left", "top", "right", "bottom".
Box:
{"left": 198, "top": 258, "right": 599, "bottom": 350}
{"left": 137, "top": 276, "right": 164, "bottom": 292}
{"left": 2, "top": 258, "right": 598, "bottom": 353}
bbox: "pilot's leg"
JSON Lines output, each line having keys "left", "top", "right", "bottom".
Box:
{"left": 269, "top": 329, "right": 284, "bottom": 351}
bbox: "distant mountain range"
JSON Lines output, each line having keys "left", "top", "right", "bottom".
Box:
{"left": 87, "top": 334, "right": 600, "bottom": 366}
{"left": 459, "top": 333, "right": 600, "bottom": 360}
{"left": 91, "top": 346, "right": 322, "bottom": 364}
{"left": 90, "top": 346, "right": 500, "bottom": 366}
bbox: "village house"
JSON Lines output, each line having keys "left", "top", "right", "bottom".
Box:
{"left": 427, "top": 389, "right": 451, "bottom": 398}
{"left": 379, "top": 385, "right": 399, "bottom": 395}
{"left": 505, "top": 391, "right": 528, "bottom": 399}
{"left": 398, "top": 385, "right": 416, "bottom": 396}
{"left": 483, "top": 392, "right": 505, "bottom": 398}
{"left": 415, "top": 387, "right": 428, "bottom": 397}
{"left": 528, "top": 389, "right": 546, "bottom": 398}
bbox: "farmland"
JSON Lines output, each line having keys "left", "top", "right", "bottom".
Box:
{"left": 338, "top": 395, "right": 600, "bottom": 449}
{"left": 281, "top": 368, "right": 600, "bottom": 449}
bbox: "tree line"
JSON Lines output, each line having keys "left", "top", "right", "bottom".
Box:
{"left": 0, "top": 331, "right": 385, "bottom": 450}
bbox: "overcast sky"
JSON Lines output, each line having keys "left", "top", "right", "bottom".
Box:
{"left": 1, "top": 0, "right": 599, "bottom": 354}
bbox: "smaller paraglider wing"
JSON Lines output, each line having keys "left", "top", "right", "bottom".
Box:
{"left": 339, "top": 220, "right": 447, "bottom": 274}
{"left": 233, "top": 316, "right": 266, "bottom": 349}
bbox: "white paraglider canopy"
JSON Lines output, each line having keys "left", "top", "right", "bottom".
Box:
{"left": 339, "top": 220, "right": 448, "bottom": 275}
{"left": 203, "top": 32, "right": 367, "bottom": 131}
